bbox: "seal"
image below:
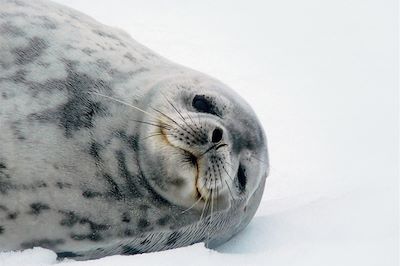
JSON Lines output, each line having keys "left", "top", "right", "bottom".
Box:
{"left": 0, "top": 0, "right": 269, "bottom": 260}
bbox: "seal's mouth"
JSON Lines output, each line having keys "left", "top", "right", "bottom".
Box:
{"left": 159, "top": 126, "right": 204, "bottom": 202}
{"left": 182, "top": 150, "right": 203, "bottom": 200}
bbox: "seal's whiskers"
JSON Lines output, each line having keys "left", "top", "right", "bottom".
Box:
{"left": 90, "top": 92, "right": 159, "bottom": 119}
{"left": 222, "top": 166, "right": 234, "bottom": 182}
{"left": 152, "top": 107, "right": 201, "bottom": 143}
{"left": 151, "top": 108, "right": 180, "bottom": 128}
{"left": 161, "top": 94, "right": 202, "bottom": 142}
{"left": 181, "top": 182, "right": 207, "bottom": 214}
{"left": 206, "top": 186, "right": 215, "bottom": 249}
{"left": 181, "top": 196, "right": 203, "bottom": 214}
{"left": 250, "top": 155, "right": 269, "bottom": 166}
{"left": 219, "top": 167, "right": 234, "bottom": 201}
{"left": 141, "top": 133, "right": 170, "bottom": 141}
{"left": 90, "top": 92, "right": 177, "bottom": 132}
{"left": 184, "top": 108, "right": 202, "bottom": 132}
{"left": 199, "top": 188, "right": 211, "bottom": 222}
{"left": 225, "top": 180, "right": 235, "bottom": 202}
{"left": 130, "top": 119, "right": 170, "bottom": 130}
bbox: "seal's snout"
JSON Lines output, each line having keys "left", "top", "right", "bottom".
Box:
{"left": 154, "top": 110, "right": 234, "bottom": 205}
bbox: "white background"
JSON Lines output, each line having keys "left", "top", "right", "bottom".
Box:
{"left": 1, "top": 0, "right": 398, "bottom": 265}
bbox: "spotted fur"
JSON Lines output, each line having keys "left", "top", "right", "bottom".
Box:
{"left": 0, "top": 0, "right": 269, "bottom": 261}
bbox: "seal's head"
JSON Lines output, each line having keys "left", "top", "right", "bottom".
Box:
{"left": 138, "top": 73, "right": 269, "bottom": 224}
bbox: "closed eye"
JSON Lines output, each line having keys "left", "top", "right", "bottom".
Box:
{"left": 192, "top": 95, "right": 219, "bottom": 116}
{"left": 237, "top": 164, "right": 247, "bottom": 192}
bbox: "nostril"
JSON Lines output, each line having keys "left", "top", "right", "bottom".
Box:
{"left": 211, "top": 128, "right": 223, "bottom": 143}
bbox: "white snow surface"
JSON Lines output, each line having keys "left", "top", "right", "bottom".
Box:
{"left": 0, "top": 0, "right": 398, "bottom": 265}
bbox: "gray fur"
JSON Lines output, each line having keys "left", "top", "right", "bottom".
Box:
{"left": 0, "top": 0, "right": 269, "bottom": 260}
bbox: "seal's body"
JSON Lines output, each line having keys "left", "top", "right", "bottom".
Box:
{"left": 0, "top": 0, "right": 269, "bottom": 260}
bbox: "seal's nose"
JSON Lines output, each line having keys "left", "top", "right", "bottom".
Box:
{"left": 211, "top": 127, "right": 223, "bottom": 143}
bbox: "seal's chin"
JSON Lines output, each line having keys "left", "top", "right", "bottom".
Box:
{"left": 182, "top": 150, "right": 230, "bottom": 210}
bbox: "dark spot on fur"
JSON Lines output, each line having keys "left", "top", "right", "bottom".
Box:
{"left": 149, "top": 191, "right": 170, "bottom": 207}
{"left": 7, "top": 212, "right": 18, "bottom": 220}
{"left": 70, "top": 234, "right": 86, "bottom": 241}
{"left": 92, "top": 29, "right": 119, "bottom": 40}
{"left": 130, "top": 67, "right": 149, "bottom": 77}
{"left": 20, "top": 239, "right": 64, "bottom": 249}
{"left": 61, "top": 100, "right": 105, "bottom": 138}
{"left": 36, "top": 16, "right": 57, "bottom": 30}
{"left": 166, "top": 232, "right": 182, "bottom": 246}
{"left": 124, "top": 229, "right": 134, "bottom": 237}
{"left": 80, "top": 218, "right": 109, "bottom": 231}
{"left": 137, "top": 219, "right": 150, "bottom": 229}
{"left": 13, "top": 37, "right": 48, "bottom": 65}
{"left": 95, "top": 42, "right": 106, "bottom": 50}
{"left": 60, "top": 211, "right": 109, "bottom": 242}
{"left": 10, "top": 120, "right": 26, "bottom": 141}
{"left": 31, "top": 99, "right": 107, "bottom": 138}
{"left": 89, "top": 141, "right": 102, "bottom": 161}
{"left": 57, "top": 252, "right": 81, "bottom": 258}
{"left": 71, "top": 232, "right": 103, "bottom": 242}
{"left": 114, "top": 131, "right": 138, "bottom": 152}
{"left": 127, "top": 135, "right": 138, "bottom": 151}
{"left": 82, "top": 47, "right": 96, "bottom": 56}
{"left": 10, "top": 69, "right": 27, "bottom": 83}
{"left": 95, "top": 59, "right": 112, "bottom": 72}
{"left": 0, "top": 226, "right": 4, "bottom": 234}
{"left": 121, "top": 246, "right": 141, "bottom": 255}
{"left": 114, "top": 130, "right": 128, "bottom": 140}
{"left": 10, "top": 0, "right": 27, "bottom": 7}
{"left": 0, "top": 163, "right": 10, "bottom": 179}
{"left": 0, "top": 11, "right": 27, "bottom": 20}
{"left": 139, "top": 204, "right": 150, "bottom": 211}
{"left": 116, "top": 150, "right": 141, "bottom": 198}
{"left": 82, "top": 190, "right": 102, "bottom": 199}
{"left": 103, "top": 173, "right": 124, "bottom": 200}
{"left": 56, "top": 182, "right": 72, "bottom": 189}
{"left": 59, "top": 210, "right": 80, "bottom": 227}
{"left": 0, "top": 180, "right": 12, "bottom": 194}
{"left": 157, "top": 216, "right": 171, "bottom": 226}
{"left": 29, "top": 202, "right": 50, "bottom": 215}
{"left": 36, "top": 181, "right": 47, "bottom": 188}
{"left": 37, "top": 61, "right": 50, "bottom": 68}
{"left": 0, "top": 22, "right": 25, "bottom": 37}
{"left": 124, "top": 53, "right": 136, "bottom": 63}
{"left": 121, "top": 212, "right": 131, "bottom": 223}
{"left": 29, "top": 61, "right": 110, "bottom": 137}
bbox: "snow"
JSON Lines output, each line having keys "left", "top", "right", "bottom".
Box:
{"left": 0, "top": 0, "right": 398, "bottom": 265}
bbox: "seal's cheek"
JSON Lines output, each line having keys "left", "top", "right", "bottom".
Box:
{"left": 138, "top": 131, "right": 201, "bottom": 208}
